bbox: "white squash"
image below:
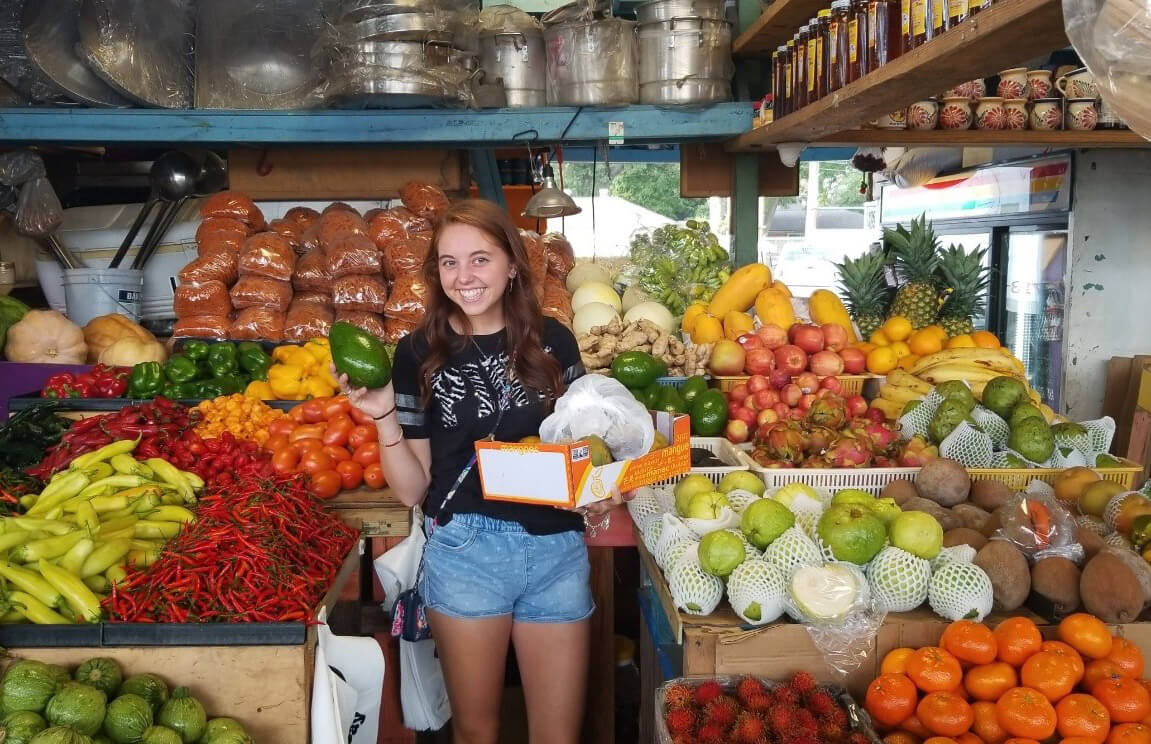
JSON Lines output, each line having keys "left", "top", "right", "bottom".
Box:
{"left": 571, "top": 281, "right": 621, "bottom": 313}
{"left": 5, "top": 310, "right": 87, "bottom": 364}
{"left": 623, "top": 301, "right": 675, "bottom": 334}
{"left": 565, "top": 262, "right": 613, "bottom": 294}
{"left": 573, "top": 302, "right": 620, "bottom": 336}
{"left": 621, "top": 285, "right": 650, "bottom": 313}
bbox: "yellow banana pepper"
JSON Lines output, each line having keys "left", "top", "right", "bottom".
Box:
{"left": 245, "top": 380, "right": 276, "bottom": 399}
{"left": 267, "top": 364, "right": 307, "bottom": 400}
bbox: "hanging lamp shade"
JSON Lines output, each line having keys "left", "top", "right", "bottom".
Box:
{"left": 522, "top": 164, "right": 581, "bottom": 218}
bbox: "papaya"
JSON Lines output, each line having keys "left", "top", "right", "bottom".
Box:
{"left": 754, "top": 287, "right": 795, "bottom": 330}
{"left": 808, "top": 289, "right": 859, "bottom": 342}
{"left": 707, "top": 263, "right": 771, "bottom": 318}
{"left": 690, "top": 313, "right": 724, "bottom": 344}
{"left": 723, "top": 311, "right": 755, "bottom": 341}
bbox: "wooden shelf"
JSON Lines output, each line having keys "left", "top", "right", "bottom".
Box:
{"left": 815, "top": 128, "right": 1151, "bottom": 147}
{"left": 734, "top": 0, "right": 828, "bottom": 56}
{"left": 729, "top": 0, "right": 1069, "bottom": 150}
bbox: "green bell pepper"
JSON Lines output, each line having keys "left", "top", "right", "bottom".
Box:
{"left": 215, "top": 375, "right": 247, "bottom": 395}
{"left": 161, "top": 382, "right": 183, "bottom": 400}
{"left": 127, "top": 362, "right": 164, "bottom": 399}
{"left": 163, "top": 355, "right": 198, "bottom": 385}
{"left": 206, "top": 342, "right": 238, "bottom": 378}
{"left": 181, "top": 340, "right": 210, "bottom": 362}
{"left": 237, "top": 342, "right": 272, "bottom": 379}
{"left": 181, "top": 379, "right": 225, "bottom": 399}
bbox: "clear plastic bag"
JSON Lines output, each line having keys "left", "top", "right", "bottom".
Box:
{"left": 367, "top": 207, "right": 430, "bottom": 250}
{"left": 993, "top": 493, "right": 1084, "bottom": 563}
{"left": 13, "top": 177, "right": 63, "bottom": 236}
{"left": 229, "top": 307, "right": 285, "bottom": 342}
{"left": 174, "top": 280, "right": 232, "bottom": 318}
{"left": 363, "top": 208, "right": 383, "bottom": 223}
{"left": 197, "top": 232, "right": 245, "bottom": 258}
{"left": 324, "top": 202, "right": 361, "bottom": 216}
{"left": 384, "top": 316, "right": 420, "bottom": 344}
{"left": 200, "top": 191, "right": 266, "bottom": 230}
{"left": 318, "top": 210, "right": 369, "bottom": 248}
{"left": 293, "top": 290, "right": 332, "bottom": 306}
{"left": 230, "top": 276, "right": 293, "bottom": 312}
{"left": 172, "top": 314, "right": 230, "bottom": 340}
{"left": 239, "top": 232, "right": 297, "bottom": 281}
{"left": 327, "top": 232, "right": 383, "bottom": 278}
{"left": 332, "top": 274, "right": 389, "bottom": 313}
{"left": 300, "top": 222, "right": 322, "bottom": 253}
{"left": 385, "top": 236, "right": 432, "bottom": 280}
{"left": 0, "top": 150, "right": 46, "bottom": 186}
{"left": 269, "top": 218, "right": 305, "bottom": 250}
{"left": 335, "top": 310, "right": 388, "bottom": 342}
{"left": 283, "top": 206, "right": 321, "bottom": 229}
{"left": 479, "top": 4, "right": 544, "bottom": 32}
{"left": 400, "top": 181, "right": 451, "bottom": 220}
{"left": 540, "top": 375, "right": 654, "bottom": 459}
{"left": 383, "top": 274, "right": 428, "bottom": 322}
{"left": 541, "top": 276, "right": 573, "bottom": 328}
{"left": 292, "top": 249, "right": 332, "bottom": 292}
{"left": 284, "top": 299, "right": 334, "bottom": 344}
{"left": 519, "top": 229, "right": 547, "bottom": 285}
{"left": 195, "top": 217, "right": 251, "bottom": 243}
{"left": 179, "top": 252, "right": 238, "bottom": 285}
{"left": 543, "top": 232, "right": 575, "bottom": 280}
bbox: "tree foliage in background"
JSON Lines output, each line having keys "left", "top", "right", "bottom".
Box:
{"left": 561, "top": 162, "right": 708, "bottom": 221}
{"left": 773, "top": 162, "right": 867, "bottom": 209}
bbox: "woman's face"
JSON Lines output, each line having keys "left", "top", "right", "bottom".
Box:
{"left": 437, "top": 223, "right": 515, "bottom": 328}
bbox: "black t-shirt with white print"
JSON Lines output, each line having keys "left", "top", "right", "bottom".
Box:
{"left": 392, "top": 317, "right": 586, "bottom": 535}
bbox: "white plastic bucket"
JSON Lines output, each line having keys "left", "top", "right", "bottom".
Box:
{"left": 62, "top": 268, "right": 144, "bottom": 327}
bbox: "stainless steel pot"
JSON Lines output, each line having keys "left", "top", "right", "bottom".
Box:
{"left": 637, "top": 16, "right": 732, "bottom": 104}
{"left": 479, "top": 30, "right": 545, "bottom": 108}
{"left": 331, "top": 40, "right": 468, "bottom": 69}
{"left": 336, "top": 11, "right": 451, "bottom": 42}
{"left": 634, "top": 0, "right": 725, "bottom": 24}
{"left": 544, "top": 18, "right": 637, "bottom": 106}
{"left": 338, "top": 0, "right": 446, "bottom": 22}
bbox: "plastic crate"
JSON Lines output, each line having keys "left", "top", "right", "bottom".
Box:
{"left": 654, "top": 375, "right": 710, "bottom": 388}
{"left": 968, "top": 460, "right": 1143, "bottom": 490}
{"left": 712, "top": 374, "right": 872, "bottom": 396}
{"left": 737, "top": 449, "right": 919, "bottom": 495}
{"left": 651, "top": 436, "right": 748, "bottom": 488}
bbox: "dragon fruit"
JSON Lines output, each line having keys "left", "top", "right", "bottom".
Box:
{"left": 804, "top": 425, "right": 837, "bottom": 455}
{"left": 755, "top": 421, "right": 807, "bottom": 464}
{"left": 807, "top": 395, "right": 848, "bottom": 430}
{"left": 847, "top": 418, "right": 902, "bottom": 455}
{"left": 898, "top": 435, "right": 940, "bottom": 467}
{"left": 824, "top": 435, "right": 874, "bottom": 467}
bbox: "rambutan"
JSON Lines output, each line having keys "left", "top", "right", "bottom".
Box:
{"left": 693, "top": 680, "right": 725, "bottom": 707}
{"left": 703, "top": 695, "right": 740, "bottom": 728}
{"left": 817, "top": 721, "right": 842, "bottom": 743}
{"left": 664, "top": 682, "right": 695, "bottom": 710}
{"left": 671, "top": 735, "right": 699, "bottom": 744}
{"left": 846, "top": 731, "right": 869, "bottom": 744}
{"left": 745, "top": 692, "right": 773, "bottom": 715}
{"left": 767, "top": 705, "right": 796, "bottom": 732}
{"left": 774, "top": 685, "right": 800, "bottom": 706}
{"left": 697, "top": 722, "right": 728, "bottom": 744}
{"left": 733, "top": 711, "right": 769, "bottom": 744}
{"left": 807, "top": 689, "right": 839, "bottom": 717}
{"left": 794, "top": 708, "right": 819, "bottom": 736}
{"left": 737, "top": 676, "right": 769, "bottom": 704}
{"left": 822, "top": 706, "right": 848, "bottom": 729}
{"left": 665, "top": 707, "right": 697, "bottom": 736}
{"left": 789, "top": 671, "right": 818, "bottom": 697}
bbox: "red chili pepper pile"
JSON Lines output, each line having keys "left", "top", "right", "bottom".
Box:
{"left": 27, "top": 398, "right": 198, "bottom": 478}
{"left": 41, "top": 364, "right": 129, "bottom": 399}
{"left": 104, "top": 472, "right": 358, "bottom": 623}
{"left": 164, "top": 431, "right": 273, "bottom": 491}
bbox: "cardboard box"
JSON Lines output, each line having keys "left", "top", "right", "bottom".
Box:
{"left": 474, "top": 412, "right": 691, "bottom": 509}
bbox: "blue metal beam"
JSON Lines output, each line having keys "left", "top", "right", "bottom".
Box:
{"left": 0, "top": 104, "right": 751, "bottom": 146}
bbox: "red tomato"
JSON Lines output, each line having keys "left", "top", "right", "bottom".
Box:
{"left": 322, "top": 414, "right": 354, "bottom": 447}
{"left": 289, "top": 424, "right": 325, "bottom": 442}
{"left": 271, "top": 448, "right": 299, "bottom": 475}
{"left": 348, "top": 424, "right": 378, "bottom": 449}
{"left": 269, "top": 418, "right": 297, "bottom": 438}
{"left": 265, "top": 434, "right": 290, "bottom": 453}
{"left": 362, "top": 462, "right": 385, "bottom": 489}
{"left": 300, "top": 399, "right": 327, "bottom": 424}
{"left": 352, "top": 442, "right": 380, "bottom": 467}
{"left": 309, "top": 469, "right": 341, "bottom": 500}
{"left": 336, "top": 460, "right": 364, "bottom": 490}
{"left": 349, "top": 407, "right": 375, "bottom": 426}
{"left": 322, "top": 445, "right": 352, "bottom": 462}
{"left": 292, "top": 438, "right": 325, "bottom": 457}
{"left": 289, "top": 405, "right": 307, "bottom": 424}
{"left": 299, "top": 451, "right": 334, "bottom": 475}
{"left": 323, "top": 396, "right": 352, "bottom": 419}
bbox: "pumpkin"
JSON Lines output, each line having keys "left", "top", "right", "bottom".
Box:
{"left": 82, "top": 314, "right": 161, "bottom": 364}
{"left": 4, "top": 310, "right": 87, "bottom": 364}
{"left": 98, "top": 337, "right": 167, "bottom": 367}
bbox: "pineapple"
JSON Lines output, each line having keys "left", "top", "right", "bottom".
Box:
{"left": 936, "top": 243, "right": 990, "bottom": 336}
{"left": 835, "top": 250, "right": 890, "bottom": 339}
{"left": 885, "top": 214, "right": 942, "bottom": 329}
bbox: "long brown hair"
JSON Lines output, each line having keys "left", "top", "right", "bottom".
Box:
{"left": 417, "top": 199, "right": 564, "bottom": 407}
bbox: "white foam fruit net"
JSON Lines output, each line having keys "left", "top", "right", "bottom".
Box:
{"left": 790, "top": 500, "right": 827, "bottom": 540}
{"left": 1104, "top": 491, "right": 1148, "bottom": 531}
{"left": 627, "top": 486, "right": 662, "bottom": 528}
{"left": 726, "top": 559, "right": 787, "bottom": 625}
{"left": 971, "top": 407, "right": 1010, "bottom": 450}
{"left": 940, "top": 421, "right": 994, "bottom": 467}
{"left": 643, "top": 512, "right": 665, "bottom": 555}
{"left": 1050, "top": 448, "right": 1089, "bottom": 469}
{"left": 724, "top": 489, "right": 761, "bottom": 514}
{"left": 684, "top": 506, "right": 742, "bottom": 539}
{"left": 928, "top": 560, "right": 994, "bottom": 621}
{"left": 726, "top": 528, "right": 763, "bottom": 560}
{"left": 763, "top": 526, "right": 823, "bottom": 578}
{"left": 668, "top": 551, "right": 724, "bottom": 616}
{"left": 663, "top": 538, "right": 698, "bottom": 573}
{"left": 653, "top": 485, "right": 678, "bottom": 515}
{"left": 1085, "top": 416, "right": 1117, "bottom": 455}
{"left": 931, "top": 544, "right": 977, "bottom": 571}
{"left": 655, "top": 514, "right": 697, "bottom": 570}
{"left": 898, "top": 389, "right": 944, "bottom": 440}
{"left": 1105, "top": 532, "right": 1134, "bottom": 550}
{"left": 1077, "top": 514, "right": 1110, "bottom": 536}
{"left": 867, "top": 546, "right": 932, "bottom": 612}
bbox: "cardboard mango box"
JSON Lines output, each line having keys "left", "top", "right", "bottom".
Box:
{"left": 475, "top": 412, "right": 691, "bottom": 509}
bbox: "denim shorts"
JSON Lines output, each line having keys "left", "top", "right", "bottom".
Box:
{"left": 419, "top": 513, "right": 595, "bottom": 623}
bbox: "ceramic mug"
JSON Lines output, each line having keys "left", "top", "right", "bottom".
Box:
{"left": 942, "top": 79, "right": 986, "bottom": 100}
{"left": 907, "top": 99, "right": 940, "bottom": 130}
{"left": 1029, "top": 98, "right": 1063, "bottom": 130}
{"left": 1027, "top": 69, "right": 1053, "bottom": 100}
{"left": 1056, "top": 67, "right": 1098, "bottom": 99}
{"left": 997, "top": 68, "right": 1029, "bottom": 99}
{"left": 1002, "top": 99, "right": 1028, "bottom": 130}
{"left": 940, "top": 97, "right": 974, "bottom": 129}
{"left": 1066, "top": 98, "right": 1099, "bottom": 130}
{"left": 975, "top": 97, "right": 1007, "bottom": 130}
{"left": 874, "top": 109, "right": 908, "bottom": 129}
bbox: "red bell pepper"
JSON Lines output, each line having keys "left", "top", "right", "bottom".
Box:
{"left": 41, "top": 373, "right": 84, "bottom": 399}
{"left": 90, "top": 364, "right": 130, "bottom": 398}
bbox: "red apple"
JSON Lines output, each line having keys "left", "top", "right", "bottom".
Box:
{"left": 752, "top": 389, "right": 780, "bottom": 410}
{"left": 745, "top": 348, "right": 776, "bottom": 375}
{"left": 864, "top": 407, "right": 886, "bottom": 424}
{"left": 789, "top": 408, "right": 807, "bottom": 421}
{"left": 845, "top": 395, "right": 868, "bottom": 418}
{"left": 810, "top": 350, "right": 845, "bottom": 377}
{"left": 728, "top": 401, "right": 744, "bottom": 418}
{"left": 799, "top": 393, "right": 817, "bottom": 411}
{"left": 820, "top": 376, "right": 843, "bottom": 394}
{"left": 744, "top": 394, "right": 761, "bottom": 411}
{"left": 747, "top": 375, "right": 770, "bottom": 393}
{"left": 840, "top": 347, "right": 866, "bottom": 374}
{"left": 729, "top": 383, "right": 749, "bottom": 403}
{"left": 737, "top": 332, "right": 765, "bottom": 351}
{"left": 790, "top": 324, "right": 825, "bottom": 354}
{"left": 725, "top": 419, "right": 749, "bottom": 444}
{"left": 815, "top": 388, "right": 831, "bottom": 399}
{"left": 795, "top": 372, "right": 820, "bottom": 394}
{"left": 774, "top": 345, "right": 808, "bottom": 375}
{"left": 769, "top": 369, "right": 792, "bottom": 389}
{"left": 781, "top": 383, "right": 802, "bottom": 407}
{"left": 757, "top": 409, "right": 779, "bottom": 426}
{"left": 733, "top": 407, "right": 757, "bottom": 426}
{"left": 709, "top": 340, "right": 746, "bottom": 376}
{"left": 756, "top": 323, "right": 789, "bottom": 350}
{"left": 821, "top": 323, "right": 849, "bottom": 352}
{"left": 773, "top": 402, "right": 791, "bottom": 419}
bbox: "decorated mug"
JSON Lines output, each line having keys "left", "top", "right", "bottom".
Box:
{"left": 1065, "top": 98, "right": 1098, "bottom": 130}
{"left": 907, "top": 99, "right": 940, "bottom": 130}
{"left": 975, "top": 97, "right": 1007, "bottom": 130}
{"left": 1002, "top": 99, "right": 1028, "bottom": 130}
{"left": 1056, "top": 67, "right": 1098, "bottom": 99}
{"left": 1027, "top": 69, "right": 1053, "bottom": 100}
{"left": 940, "top": 97, "right": 974, "bottom": 129}
{"left": 942, "top": 79, "right": 986, "bottom": 100}
{"left": 874, "top": 109, "right": 908, "bottom": 129}
{"left": 1030, "top": 98, "right": 1063, "bottom": 130}
{"left": 997, "top": 68, "right": 1029, "bottom": 99}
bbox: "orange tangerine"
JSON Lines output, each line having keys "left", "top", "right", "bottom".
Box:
{"left": 972, "top": 331, "right": 1002, "bottom": 349}
{"left": 891, "top": 341, "right": 913, "bottom": 359}
{"left": 899, "top": 354, "right": 921, "bottom": 371}
{"left": 947, "top": 334, "right": 977, "bottom": 349}
{"left": 910, "top": 330, "right": 944, "bottom": 356}
{"left": 871, "top": 329, "right": 892, "bottom": 346}
{"left": 925, "top": 324, "right": 948, "bottom": 340}
{"left": 883, "top": 316, "right": 914, "bottom": 342}
{"left": 857, "top": 342, "right": 879, "bottom": 355}
{"left": 868, "top": 346, "right": 899, "bottom": 375}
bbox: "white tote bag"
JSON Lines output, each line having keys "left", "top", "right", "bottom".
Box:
{"left": 374, "top": 507, "right": 452, "bottom": 731}
{"left": 310, "top": 606, "right": 386, "bottom": 744}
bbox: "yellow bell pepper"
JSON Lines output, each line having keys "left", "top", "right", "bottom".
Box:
{"left": 267, "top": 364, "right": 307, "bottom": 400}
{"left": 302, "top": 376, "right": 337, "bottom": 399}
{"left": 304, "top": 337, "right": 332, "bottom": 362}
{"left": 273, "top": 345, "right": 317, "bottom": 372}
{"left": 245, "top": 380, "right": 275, "bottom": 399}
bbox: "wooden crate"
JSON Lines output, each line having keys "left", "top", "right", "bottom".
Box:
{"left": 327, "top": 488, "right": 411, "bottom": 538}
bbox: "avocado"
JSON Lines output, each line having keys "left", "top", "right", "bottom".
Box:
{"left": 611, "top": 351, "right": 661, "bottom": 389}
{"left": 657, "top": 386, "right": 687, "bottom": 414}
{"left": 690, "top": 389, "right": 728, "bottom": 437}
{"left": 680, "top": 375, "right": 708, "bottom": 406}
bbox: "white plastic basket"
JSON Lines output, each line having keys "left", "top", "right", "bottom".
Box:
{"left": 735, "top": 447, "right": 918, "bottom": 495}
{"left": 651, "top": 437, "right": 752, "bottom": 488}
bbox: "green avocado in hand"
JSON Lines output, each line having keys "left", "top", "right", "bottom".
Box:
{"left": 330, "top": 322, "right": 393, "bottom": 389}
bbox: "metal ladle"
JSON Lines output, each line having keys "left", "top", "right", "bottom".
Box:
{"left": 108, "top": 151, "right": 200, "bottom": 270}
{"left": 131, "top": 151, "right": 228, "bottom": 271}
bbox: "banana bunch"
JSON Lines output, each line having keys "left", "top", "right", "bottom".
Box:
{"left": 872, "top": 369, "right": 934, "bottom": 420}
{"left": 908, "top": 348, "right": 1027, "bottom": 388}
